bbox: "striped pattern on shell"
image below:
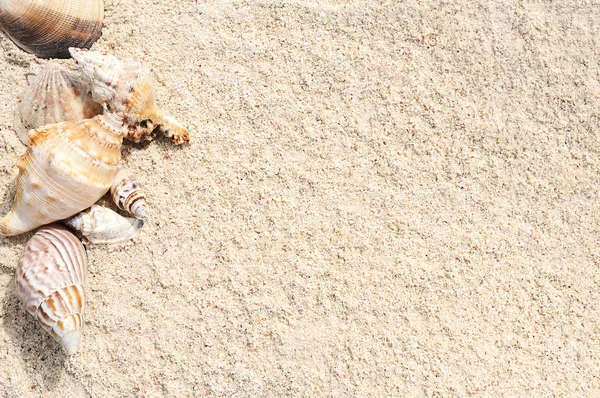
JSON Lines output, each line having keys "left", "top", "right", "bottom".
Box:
{"left": 15, "top": 224, "right": 87, "bottom": 354}
{"left": 0, "top": 112, "right": 126, "bottom": 236}
{"left": 14, "top": 63, "right": 102, "bottom": 145}
{"left": 0, "top": 0, "right": 104, "bottom": 58}
{"left": 111, "top": 170, "right": 148, "bottom": 219}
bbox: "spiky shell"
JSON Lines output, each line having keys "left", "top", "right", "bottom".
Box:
{"left": 14, "top": 63, "right": 102, "bottom": 145}
{"left": 15, "top": 224, "right": 87, "bottom": 354}
{"left": 64, "top": 204, "right": 144, "bottom": 244}
{"left": 110, "top": 169, "right": 148, "bottom": 219}
{"left": 70, "top": 48, "right": 190, "bottom": 144}
{"left": 0, "top": 0, "right": 104, "bottom": 58}
{"left": 0, "top": 112, "right": 127, "bottom": 236}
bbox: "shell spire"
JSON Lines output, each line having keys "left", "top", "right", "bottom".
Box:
{"left": 15, "top": 224, "right": 87, "bottom": 354}
{"left": 0, "top": 0, "right": 104, "bottom": 58}
{"left": 111, "top": 169, "right": 148, "bottom": 219}
{"left": 69, "top": 48, "right": 190, "bottom": 144}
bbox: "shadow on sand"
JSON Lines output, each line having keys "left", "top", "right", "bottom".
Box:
{"left": 2, "top": 281, "right": 68, "bottom": 390}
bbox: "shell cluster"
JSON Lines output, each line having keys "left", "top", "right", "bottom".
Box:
{"left": 3, "top": 46, "right": 190, "bottom": 354}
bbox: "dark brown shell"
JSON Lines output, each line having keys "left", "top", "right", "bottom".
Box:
{"left": 0, "top": 0, "right": 104, "bottom": 58}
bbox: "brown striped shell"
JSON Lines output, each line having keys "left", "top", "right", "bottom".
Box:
{"left": 15, "top": 224, "right": 87, "bottom": 354}
{"left": 14, "top": 62, "right": 102, "bottom": 145}
{"left": 110, "top": 170, "right": 148, "bottom": 219}
{"left": 0, "top": 0, "right": 104, "bottom": 58}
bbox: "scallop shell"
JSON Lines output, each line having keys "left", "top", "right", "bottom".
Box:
{"left": 0, "top": 112, "right": 127, "bottom": 236}
{"left": 14, "top": 63, "right": 103, "bottom": 145}
{"left": 64, "top": 204, "right": 144, "bottom": 244}
{"left": 15, "top": 224, "right": 87, "bottom": 354}
{"left": 0, "top": 0, "right": 104, "bottom": 58}
{"left": 111, "top": 169, "right": 148, "bottom": 219}
{"left": 70, "top": 48, "right": 190, "bottom": 144}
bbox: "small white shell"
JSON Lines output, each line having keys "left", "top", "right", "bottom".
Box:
{"left": 15, "top": 224, "right": 87, "bottom": 354}
{"left": 110, "top": 169, "right": 148, "bottom": 219}
{"left": 64, "top": 204, "right": 144, "bottom": 244}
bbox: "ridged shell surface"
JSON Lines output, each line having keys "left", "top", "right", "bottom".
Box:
{"left": 65, "top": 204, "right": 144, "bottom": 244}
{"left": 0, "top": 0, "right": 104, "bottom": 58}
{"left": 110, "top": 169, "right": 148, "bottom": 219}
{"left": 0, "top": 112, "right": 127, "bottom": 236}
{"left": 15, "top": 63, "right": 102, "bottom": 145}
{"left": 15, "top": 224, "right": 87, "bottom": 354}
{"left": 70, "top": 48, "right": 190, "bottom": 144}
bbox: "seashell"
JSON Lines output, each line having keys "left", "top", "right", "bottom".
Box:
{"left": 15, "top": 224, "right": 87, "bottom": 354}
{"left": 69, "top": 48, "right": 190, "bottom": 144}
{"left": 0, "top": 0, "right": 104, "bottom": 58}
{"left": 110, "top": 169, "right": 148, "bottom": 219}
{"left": 64, "top": 204, "right": 144, "bottom": 244}
{"left": 14, "top": 62, "right": 102, "bottom": 145}
{"left": 0, "top": 112, "right": 127, "bottom": 236}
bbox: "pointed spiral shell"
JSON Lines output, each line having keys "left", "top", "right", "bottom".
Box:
{"left": 64, "top": 204, "right": 144, "bottom": 244}
{"left": 70, "top": 48, "right": 190, "bottom": 144}
{"left": 15, "top": 224, "right": 87, "bottom": 354}
{"left": 0, "top": 0, "right": 104, "bottom": 58}
{"left": 110, "top": 170, "right": 148, "bottom": 219}
{"left": 0, "top": 112, "right": 126, "bottom": 236}
{"left": 14, "top": 63, "right": 102, "bottom": 145}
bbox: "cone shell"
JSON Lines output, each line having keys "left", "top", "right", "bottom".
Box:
{"left": 0, "top": 0, "right": 104, "bottom": 58}
{"left": 14, "top": 63, "right": 102, "bottom": 145}
{"left": 110, "top": 169, "right": 148, "bottom": 219}
{"left": 65, "top": 204, "right": 144, "bottom": 244}
{"left": 15, "top": 224, "right": 87, "bottom": 354}
{"left": 0, "top": 112, "right": 127, "bottom": 236}
{"left": 70, "top": 48, "right": 190, "bottom": 144}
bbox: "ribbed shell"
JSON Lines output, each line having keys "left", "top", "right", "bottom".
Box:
{"left": 64, "top": 204, "right": 144, "bottom": 244}
{"left": 0, "top": 112, "right": 127, "bottom": 236}
{"left": 70, "top": 48, "right": 190, "bottom": 144}
{"left": 110, "top": 169, "right": 148, "bottom": 219}
{"left": 14, "top": 63, "right": 102, "bottom": 145}
{"left": 0, "top": 0, "right": 104, "bottom": 58}
{"left": 15, "top": 224, "right": 87, "bottom": 354}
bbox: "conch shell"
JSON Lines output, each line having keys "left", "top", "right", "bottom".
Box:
{"left": 14, "top": 63, "right": 102, "bottom": 145}
{"left": 64, "top": 204, "right": 144, "bottom": 244}
{"left": 0, "top": 0, "right": 104, "bottom": 58}
{"left": 111, "top": 169, "right": 148, "bottom": 219}
{"left": 0, "top": 112, "right": 126, "bottom": 236}
{"left": 70, "top": 48, "right": 190, "bottom": 144}
{"left": 15, "top": 224, "right": 87, "bottom": 354}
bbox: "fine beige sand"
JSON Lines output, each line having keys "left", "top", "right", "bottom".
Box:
{"left": 0, "top": 0, "right": 599, "bottom": 396}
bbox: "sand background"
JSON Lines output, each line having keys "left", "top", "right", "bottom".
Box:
{"left": 0, "top": 0, "right": 598, "bottom": 396}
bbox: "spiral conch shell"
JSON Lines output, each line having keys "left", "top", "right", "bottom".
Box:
{"left": 70, "top": 48, "right": 190, "bottom": 145}
{"left": 14, "top": 63, "right": 102, "bottom": 145}
{"left": 15, "top": 224, "right": 87, "bottom": 354}
{"left": 111, "top": 170, "right": 148, "bottom": 219}
{"left": 65, "top": 204, "right": 143, "bottom": 244}
{"left": 0, "top": 112, "right": 126, "bottom": 236}
{"left": 0, "top": 0, "right": 104, "bottom": 58}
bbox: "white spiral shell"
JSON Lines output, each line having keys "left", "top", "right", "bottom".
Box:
{"left": 15, "top": 224, "right": 87, "bottom": 354}
{"left": 64, "top": 204, "right": 144, "bottom": 244}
